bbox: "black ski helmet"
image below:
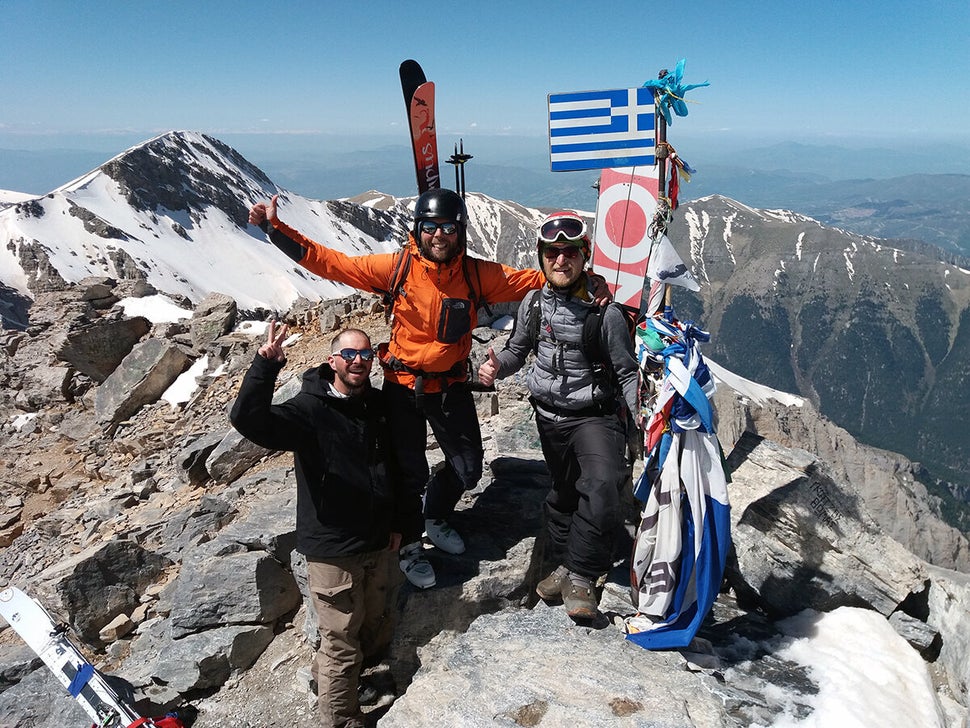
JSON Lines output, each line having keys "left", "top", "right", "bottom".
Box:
{"left": 413, "top": 188, "right": 467, "bottom": 233}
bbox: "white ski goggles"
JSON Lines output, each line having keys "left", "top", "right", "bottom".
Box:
{"left": 538, "top": 215, "right": 588, "bottom": 244}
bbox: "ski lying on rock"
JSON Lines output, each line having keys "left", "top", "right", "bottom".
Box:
{"left": 400, "top": 58, "right": 440, "bottom": 193}
{"left": 0, "top": 586, "right": 185, "bottom": 728}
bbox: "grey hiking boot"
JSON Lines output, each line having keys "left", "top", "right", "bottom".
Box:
{"left": 536, "top": 565, "right": 567, "bottom": 601}
{"left": 561, "top": 571, "right": 598, "bottom": 619}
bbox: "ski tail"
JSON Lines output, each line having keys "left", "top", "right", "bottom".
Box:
{"left": 0, "top": 586, "right": 190, "bottom": 728}
{"left": 399, "top": 60, "right": 440, "bottom": 193}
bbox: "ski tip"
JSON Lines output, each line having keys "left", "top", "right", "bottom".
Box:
{"left": 399, "top": 59, "right": 425, "bottom": 76}
{"left": 1, "top": 586, "right": 20, "bottom": 602}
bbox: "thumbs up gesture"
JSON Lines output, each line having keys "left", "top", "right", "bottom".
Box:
{"left": 478, "top": 347, "right": 501, "bottom": 387}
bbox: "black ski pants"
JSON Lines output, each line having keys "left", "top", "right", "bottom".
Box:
{"left": 535, "top": 412, "right": 627, "bottom": 579}
{"left": 382, "top": 380, "right": 484, "bottom": 544}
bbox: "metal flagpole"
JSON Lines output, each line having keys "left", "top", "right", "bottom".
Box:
{"left": 654, "top": 68, "right": 673, "bottom": 318}
{"left": 639, "top": 68, "right": 672, "bottom": 320}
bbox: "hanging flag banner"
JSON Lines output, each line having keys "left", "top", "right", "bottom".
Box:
{"left": 647, "top": 234, "right": 701, "bottom": 291}
{"left": 548, "top": 88, "right": 656, "bottom": 171}
{"left": 625, "top": 318, "right": 730, "bottom": 650}
{"left": 592, "top": 167, "right": 659, "bottom": 308}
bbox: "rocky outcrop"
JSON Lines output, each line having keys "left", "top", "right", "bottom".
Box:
{"left": 94, "top": 338, "right": 193, "bottom": 425}
{"left": 714, "top": 379, "right": 970, "bottom": 572}
{"left": 55, "top": 315, "right": 152, "bottom": 382}
{"left": 68, "top": 201, "right": 129, "bottom": 240}
{"left": 40, "top": 538, "right": 173, "bottom": 643}
{"left": 185, "top": 292, "right": 237, "bottom": 352}
{"left": 0, "top": 289, "right": 968, "bottom": 727}
{"left": 725, "top": 433, "right": 927, "bottom": 617}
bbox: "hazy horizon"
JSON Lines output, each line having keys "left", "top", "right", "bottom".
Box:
{"left": 3, "top": 129, "right": 970, "bottom": 200}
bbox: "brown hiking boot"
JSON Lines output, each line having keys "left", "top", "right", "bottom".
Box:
{"left": 536, "top": 565, "right": 567, "bottom": 601}
{"left": 562, "top": 571, "right": 598, "bottom": 619}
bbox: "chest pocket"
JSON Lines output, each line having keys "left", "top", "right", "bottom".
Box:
{"left": 437, "top": 298, "right": 472, "bottom": 344}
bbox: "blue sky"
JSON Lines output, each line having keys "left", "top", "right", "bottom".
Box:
{"left": 2, "top": 0, "right": 968, "bottom": 150}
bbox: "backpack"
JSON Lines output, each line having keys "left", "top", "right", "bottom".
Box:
{"left": 523, "top": 288, "right": 608, "bottom": 372}
{"left": 373, "top": 248, "right": 492, "bottom": 322}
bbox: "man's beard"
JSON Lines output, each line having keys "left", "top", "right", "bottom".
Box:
{"left": 545, "top": 268, "right": 584, "bottom": 291}
{"left": 337, "top": 368, "right": 369, "bottom": 394}
{"left": 419, "top": 236, "right": 462, "bottom": 263}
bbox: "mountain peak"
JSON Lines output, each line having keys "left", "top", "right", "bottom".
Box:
{"left": 95, "top": 131, "right": 272, "bottom": 227}
{"left": 0, "top": 132, "right": 403, "bottom": 310}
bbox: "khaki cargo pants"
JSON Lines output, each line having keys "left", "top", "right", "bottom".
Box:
{"left": 308, "top": 549, "right": 402, "bottom": 728}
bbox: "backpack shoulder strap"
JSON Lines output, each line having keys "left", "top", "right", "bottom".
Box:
{"left": 463, "top": 256, "right": 492, "bottom": 317}
{"left": 524, "top": 288, "right": 542, "bottom": 353}
{"left": 372, "top": 249, "right": 411, "bottom": 317}
{"left": 581, "top": 304, "right": 606, "bottom": 367}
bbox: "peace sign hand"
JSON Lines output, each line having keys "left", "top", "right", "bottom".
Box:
{"left": 258, "top": 320, "right": 289, "bottom": 363}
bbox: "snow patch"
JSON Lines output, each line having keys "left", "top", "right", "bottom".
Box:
{"left": 10, "top": 413, "right": 38, "bottom": 431}
{"left": 768, "top": 607, "right": 945, "bottom": 728}
{"left": 162, "top": 355, "right": 209, "bottom": 409}
{"left": 117, "top": 295, "right": 192, "bottom": 323}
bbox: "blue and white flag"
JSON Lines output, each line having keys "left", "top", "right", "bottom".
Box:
{"left": 626, "top": 319, "right": 731, "bottom": 650}
{"left": 548, "top": 88, "right": 656, "bottom": 172}
{"left": 626, "top": 431, "right": 731, "bottom": 650}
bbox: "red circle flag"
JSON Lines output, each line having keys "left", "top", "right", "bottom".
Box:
{"left": 605, "top": 201, "right": 648, "bottom": 255}
{"left": 592, "top": 167, "right": 659, "bottom": 307}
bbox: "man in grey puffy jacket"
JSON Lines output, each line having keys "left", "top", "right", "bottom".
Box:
{"left": 478, "top": 211, "right": 638, "bottom": 619}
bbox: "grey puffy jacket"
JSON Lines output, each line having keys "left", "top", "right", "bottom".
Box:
{"left": 494, "top": 284, "right": 638, "bottom": 418}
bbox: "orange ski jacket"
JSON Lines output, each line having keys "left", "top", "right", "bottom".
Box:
{"left": 270, "top": 219, "right": 545, "bottom": 393}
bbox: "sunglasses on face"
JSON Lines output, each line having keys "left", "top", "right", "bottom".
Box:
{"left": 538, "top": 215, "right": 587, "bottom": 244}
{"left": 541, "top": 245, "right": 582, "bottom": 260}
{"left": 418, "top": 220, "right": 458, "bottom": 236}
{"left": 334, "top": 348, "right": 375, "bottom": 362}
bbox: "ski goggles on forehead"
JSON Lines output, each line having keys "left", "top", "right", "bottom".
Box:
{"left": 418, "top": 220, "right": 458, "bottom": 236}
{"left": 538, "top": 215, "right": 587, "bottom": 244}
{"left": 335, "top": 348, "right": 375, "bottom": 362}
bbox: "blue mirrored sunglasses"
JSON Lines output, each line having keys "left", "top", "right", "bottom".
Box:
{"left": 335, "top": 348, "right": 375, "bottom": 362}
{"left": 418, "top": 220, "right": 458, "bottom": 236}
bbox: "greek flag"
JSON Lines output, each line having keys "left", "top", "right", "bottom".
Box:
{"left": 548, "top": 87, "right": 656, "bottom": 172}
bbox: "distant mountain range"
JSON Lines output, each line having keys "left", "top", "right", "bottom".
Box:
{"left": 1, "top": 130, "right": 968, "bottom": 512}
{"left": 231, "top": 137, "right": 970, "bottom": 258}
{"left": 663, "top": 196, "right": 970, "bottom": 492}
{"left": 4, "top": 135, "right": 970, "bottom": 256}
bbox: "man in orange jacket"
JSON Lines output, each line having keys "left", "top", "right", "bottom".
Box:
{"left": 249, "top": 188, "right": 597, "bottom": 589}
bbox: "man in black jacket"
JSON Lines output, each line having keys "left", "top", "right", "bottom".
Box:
{"left": 230, "top": 323, "right": 404, "bottom": 728}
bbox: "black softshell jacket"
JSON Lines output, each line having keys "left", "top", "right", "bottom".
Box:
{"left": 229, "top": 354, "right": 403, "bottom": 558}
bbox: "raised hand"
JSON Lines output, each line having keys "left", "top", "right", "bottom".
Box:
{"left": 248, "top": 194, "right": 280, "bottom": 228}
{"left": 478, "top": 347, "right": 500, "bottom": 386}
{"left": 258, "top": 320, "right": 289, "bottom": 363}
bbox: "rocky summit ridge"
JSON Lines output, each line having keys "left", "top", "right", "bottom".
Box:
{"left": 0, "top": 276, "right": 967, "bottom": 726}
